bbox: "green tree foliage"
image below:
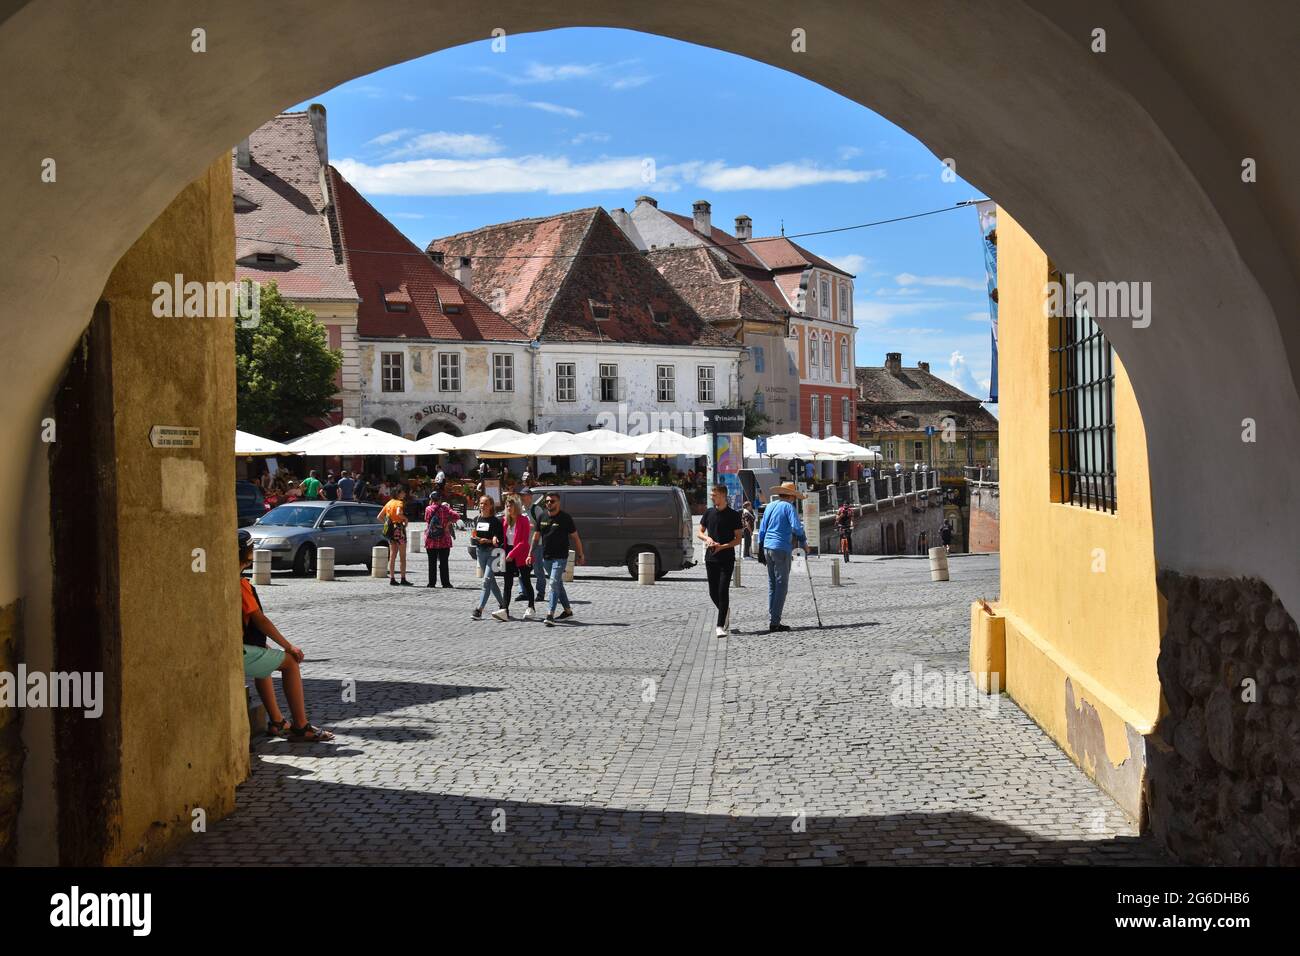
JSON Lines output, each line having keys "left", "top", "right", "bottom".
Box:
{"left": 235, "top": 282, "right": 341, "bottom": 439}
{"left": 740, "top": 393, "right": 771, "bottom": 439}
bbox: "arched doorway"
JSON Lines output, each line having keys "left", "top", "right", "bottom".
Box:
{"left": 5, "top": 3, "right": 1299, "bottom": 867}
{"left": 369, "top": 418, "right": 401, "bottom": 436}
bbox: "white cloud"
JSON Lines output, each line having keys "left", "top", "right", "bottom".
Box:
{"left": 483, "top": 59, "right": 654, "bottom": 91}
{"left": 571, "top": 131, "right": 612, "bottom": 145}
{"left": 942, "top": 350, "right": 990, "bottom": 400}
{"left": 610, "top": 74, "right": 653, "bottom": 90}
{"left": 366, "top": 128, "right": 416, "bottom": 147}
{"left": 391, "top": 212, "right": 425, "bottom": 220}
{"left": 671, "top": 160, "right": 885, "bottom": 191}
{"left": 455, "top": 93, "right": 584, "bottom": 118}
{"left": 520, "top": 62, "right": 603, "bottom": 83}
{"left": 379, "top": 131, "right": 504, "bottom": 159}
{"left": 895, "top": 272, "right": 986, "bottom": 292}
{"left": 837, "top": 145, "right": 864, "bottom": 160}
{"left": 826, "top": 253, "right": 867, "bottom": 274}
{"left": 964, "top": 310, "right": 991, "bottom": 322}
{"left": 334, "top": 155, "right": 658, "bottom": 196}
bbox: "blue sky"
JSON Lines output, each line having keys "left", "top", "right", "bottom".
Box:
{"left": 295, "top": 27, "right": 997, "bottom": 405}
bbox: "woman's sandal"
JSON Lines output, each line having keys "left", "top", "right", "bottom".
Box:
{"left": 266, "top": 717, "right": 291, "bottom": 738}
{"left": 288, "top": 724, "right": 336, "bottom": 743}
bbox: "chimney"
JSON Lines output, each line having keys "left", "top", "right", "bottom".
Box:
{"left": 455, "top": 255, "right": 473, "bottom": 286}
{"left": 692, "top": 200, "right": 712, "bottom": 236}
{"left": 428, "top": 249, "right": 445, "bottom": 267}
{"left": 236, "top": 138, "right": 251, "bottom": 169}
{"left": 734, "top": 215, "right": 752, "bottom": 241}
{"left": 307, "top": 103, "right": 329, "bottom": 168}
{"left": 635, "top": 195, "right": 658, "bottom": 208}
{"left": 885, "top": 352, "right": 902, "bottom": 375}
{"left": 917, "top": 361, "right": 930, "bottom": 373}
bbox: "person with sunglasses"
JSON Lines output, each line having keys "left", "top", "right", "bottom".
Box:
{"left": 528, "top": 493, "right": 585, "bottom": 627}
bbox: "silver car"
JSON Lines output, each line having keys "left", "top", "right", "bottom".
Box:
{"left": 242, "top": 500, "right": 389, "bottom": 575}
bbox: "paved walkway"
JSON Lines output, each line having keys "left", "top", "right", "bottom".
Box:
{"left": 170, "top": 544, "right": 1167, "bottom": 865}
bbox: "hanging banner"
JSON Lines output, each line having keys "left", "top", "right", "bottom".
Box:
{"left": 974, "top": 201, "right": 999, "bottom": 403}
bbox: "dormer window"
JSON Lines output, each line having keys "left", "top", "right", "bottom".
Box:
{"left": 650, "top": 306, "right": 669, "bottom": 325}
{"left": 384, "top": 301, "right": 409, "bottom": 313}
{"left": 590, "top": 300, "right": 612, "bottom": 322}
{"left": 445, "top": 304, "right": 462, "bottom": 314}
{"left": 237, "top": 251, "right": 298, "bottom": 270}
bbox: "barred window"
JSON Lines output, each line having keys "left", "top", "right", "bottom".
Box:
{"left": 657, "top": 365, "right": 675, "bottom": 403}
{"left": 438, "top": 352, "right": 460, "bottom": 392}
{"left": 492, "top": 353, "right": 514, "bottom": 392}
{"left": 381, "top": 352, "right": 404, "bottom": 392}
{"left": 1049, "top": 268, "right": 1116, "bottom": 512}
{"left": 697, "top": 366, "right": 715, "bottom": 403}
{"left": 556, "top": 363, "right": 576, "bottom": 402}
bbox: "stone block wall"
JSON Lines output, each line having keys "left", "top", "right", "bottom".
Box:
{"left": 1149, "top": 571, "right": 1300, "bottom": 864}
{"left": 817, "top": 495, "right": 946, "bottom": 555}
{"left": 968, "top": 485, "right": 1000, "bottom": 553}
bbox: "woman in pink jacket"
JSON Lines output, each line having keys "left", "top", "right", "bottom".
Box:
{"left": 423, "top": 491, "right": 459, "bottom": 588}
{"left": 499, "top": 494, "right": 536, "bottom": 620}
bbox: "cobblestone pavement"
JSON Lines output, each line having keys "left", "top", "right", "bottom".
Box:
{"left": 170, "top": 542, "right": 1168, "bottom": 865}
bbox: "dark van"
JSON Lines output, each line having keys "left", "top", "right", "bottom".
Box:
{"left": 530, "top": 485, "right": 694, "bottom": 579}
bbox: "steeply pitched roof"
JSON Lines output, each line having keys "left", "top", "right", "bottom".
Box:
{"left": 648, "top": 246, "right": 787, "bottom": 329}
{"left": 331, "top": 169, "right": 526, "bottom": 342}
{"left": 232, "top": 112, "right": 357, "bottom": 302}
{"left": 430, "top": 208, "right": 739, "bottom": 348}
{"left": 749, "top": 236, "right": 854, "bottom": 277}
{"left": 855, "top": 362, "right": 998, "bottom": 433}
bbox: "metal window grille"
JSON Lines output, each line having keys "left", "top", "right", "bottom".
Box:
{"left": 380, "top": 352, "right": 403, "bottom": 392}
{"left": 556, "top": 363, "right": 576, "bottom": 402}
{"left": 1049, "top": 271, "right": 1116, "bottom": 512}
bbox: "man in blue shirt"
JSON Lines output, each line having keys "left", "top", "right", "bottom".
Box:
{"left": 755, "top": 482, "right": 808, "bottom": 632}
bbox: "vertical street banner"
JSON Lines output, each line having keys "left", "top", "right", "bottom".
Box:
{"left": 974, "top": 201, "right": 999, "bottom": 404}
{"left": 705, "top": 408, "right": 745, "bottom": 506}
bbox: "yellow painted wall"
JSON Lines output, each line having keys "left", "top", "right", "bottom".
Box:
{"left": 98, "top": 156, "right": 247, "bottom": 862}
{"left": 983, "top": 209, "right": 1162, "bottom": 819}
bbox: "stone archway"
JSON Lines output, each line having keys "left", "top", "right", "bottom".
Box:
{"left": 369, "top": 418, "right": 401, "bottom": 436}
{"left": 4, "top": 0, "right": 1300, "bottom": 865}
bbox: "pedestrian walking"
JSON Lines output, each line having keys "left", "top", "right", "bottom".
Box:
{"left": 529, "top": 492, "right": 585, "bottom": 627}
{"left": 740, "top": 500, "right": 756, "bottom": 559}
{"left": 699, "top": 485, "right": 744, "bottom": 638}
{"left": 941, "top": 521, "right": 954, "bottom": 553}
{"left": 423, "top": 491, "right": 457, "bottom": 588}
{"left": 471, "top": 495, "right": 506, "bottom": 620}
{"left": 497, "top": 495, "right": 536, "bottom": 621}
{"left": 836, "top": 503, "right": 853, "bottom": 563}
{"left": 525, "top": 489, "right": 549, "bottom": 605}
{"left": 754, "top": 482, "right": 808, "bottom": 633}
{"left": 380, "top": 487, "right": 412, "bottom": 586}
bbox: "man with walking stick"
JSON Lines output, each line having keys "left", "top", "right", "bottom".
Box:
{"left": 754, "top": 482, "right": 808, "bottom": 633}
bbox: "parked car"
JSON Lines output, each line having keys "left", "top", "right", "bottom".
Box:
{"left": 242, "top": 500, "right": 388, "bottom": 576}
{"left": 236, "top": 480, "right": 265, "bottom": 528}
{"left": 514, "top": 485, "right": 694, "bottom": 579}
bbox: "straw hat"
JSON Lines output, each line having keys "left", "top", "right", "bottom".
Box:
{"left": 771, "top": 481, "right": 807, "bottom": 499}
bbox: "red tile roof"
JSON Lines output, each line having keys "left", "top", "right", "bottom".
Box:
{"left": 648, "top": 246, "right": 787, "bottom": 330}
{"left": 855, "top": 362, "right": 998, "bottom": 434}
{"left": 232, "top": 112, "right": 357, "bottom": 302}
{"left": 430, "top": 208, "right": 739, "bottom": 348}
{"left": 653, "top": 209, "right": 798, "bottom": 313}
{"left": 331, "top": 168, "right": 527, "bottom": 342}
{"left": 748, "top": 236, "right": 854, "bottom": 277}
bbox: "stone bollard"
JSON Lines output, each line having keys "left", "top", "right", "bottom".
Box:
{"left": 733, "top": 558, "right": 742, "bottom": 588}
{"left": 317, "top": 546, "right": 335, "bottom": 582}
{"left": 252, "top": 548, "right": 272, "bottom": 585}
{"left": 565, "top": 549, "right": 576, "bottom": 582}
{"left": 410, "top": 526, "right": 423, "bottom": 554}
{"left": 371, "top": 545, "right": 388, "bottom": 578}
{"left": 638, "top": 551, "right": 656, "bottom": 585}
{"left": 830, "top": 560, "right": 840, "bottom": 587}
{"left": 929, "top": 545, "right": 950, "bottom": 582}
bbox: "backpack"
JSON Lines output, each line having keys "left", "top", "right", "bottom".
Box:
{"left": 425, "top": 506, "right": 445, "bottom": 543}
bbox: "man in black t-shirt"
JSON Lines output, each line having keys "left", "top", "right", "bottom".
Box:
{"left": 529, "top": 492, "right": 585, "bottom": 626}
{"left": 698, "top": 485, "right": 744, "bottom": 638}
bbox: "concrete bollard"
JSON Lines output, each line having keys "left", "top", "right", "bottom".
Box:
{"left": 733, "top": 558, "right": 742, "bottom": 588}
{"left": 638, "top": 551, "right": 656, "bottom": 585}
{"left": 252, "top": 549, "right": 272, "bottom": 585}
{"left": 565, "top": 549, "right": 576, "bottom": 582}
{"left": 830, "top": 560, "right": 840, "bottom": 587}
{"left": 929, "top": 545, "right": 950, "bottom": 582}
{"left": 410, "top": 526, "right": 423, "bottom": 554}
{"left": 371, "top": 545, "right": 388, "bottom": 578}
{"left": 316, "top": 546, "right": 335, "bottom": 581}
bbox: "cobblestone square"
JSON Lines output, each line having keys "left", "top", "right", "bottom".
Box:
{"left": 170, "top": 545, "right": 1167, "bottom": 865}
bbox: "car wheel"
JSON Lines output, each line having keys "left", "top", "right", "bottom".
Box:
{"left": 626, "top": 547, "right": 661, "bottom": 580}
{"left": 292, "top": 543, "right": 316, "bottom": 577}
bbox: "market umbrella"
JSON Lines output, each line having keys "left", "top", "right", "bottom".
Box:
{"left": 411, "top": 432, "right": 455, "bottom": 454}
{"left": 434, "top": 427, "right": 531, "bottom": 455}
{"left": 621, "top": 429, "right": 698, "bottom": 457}
{"left": 817, "top": 435, "right": 881, "bottom": 461}
{"left": 235, "top": 430, "right": 301, "bottom": 456}
{"left": 286, "top": 423, "right": 421, "bottom": 456}
{"left": 569, "top": 427, "right": 640, "bottom": 456}
{"left": 506, "top": 431, "right": 592, "bottom": 458}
